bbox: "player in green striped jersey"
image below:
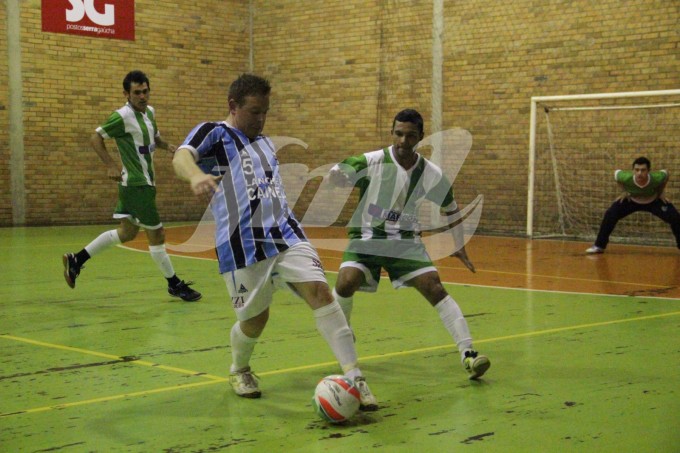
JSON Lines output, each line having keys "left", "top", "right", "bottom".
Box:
{"left": 329, "top": 109, "right": 490, "bottom": 380}
{"left": 62, "top": 70, "right": 200, "bottom": 302}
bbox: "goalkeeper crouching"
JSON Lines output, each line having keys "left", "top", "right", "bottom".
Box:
{"left": 586, "top": 156, "right": 680, "bottom": 254}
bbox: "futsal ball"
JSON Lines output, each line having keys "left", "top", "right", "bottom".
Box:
{"left": 312, "top": 375, "right": 360, "bottom": 423}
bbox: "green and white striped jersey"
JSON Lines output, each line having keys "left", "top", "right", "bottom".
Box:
{"left": 96, "top": 102, "right": 160, "bottom": 186}
{"left": 338, "top": 146, "right": 456, "bottom": 241}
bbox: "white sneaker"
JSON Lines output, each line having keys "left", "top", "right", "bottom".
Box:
{"left": 585, "top": 245, "right": 604, "bottom": 254}
{"left": 353, "top": 376, "right": 378, "bottom": 411}
{"left": 462, "top": 350, "right": 491, "bottom": 380}
{"left": 229, "top": 367, "right": 261, "bottom": 398}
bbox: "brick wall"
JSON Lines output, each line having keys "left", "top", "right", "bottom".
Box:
{"left": 254, "top": 0, "right": 679, "bottom": 234}
{"left": 2, "top": 0, "right": 248, "bottom": 226}
{"left": 3, "top": 0, "right": 678, "bottom": 235}
{"left": 442, "top": 0, "right": 679, "bottom": 233}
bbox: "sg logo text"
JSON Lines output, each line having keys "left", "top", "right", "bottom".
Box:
{"left": 66, "top": 0, "right": 115, "bottom": 26}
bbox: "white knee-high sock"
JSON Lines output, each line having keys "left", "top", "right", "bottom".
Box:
{"left": 230, "top": 322, "right": 259, "bottom": 372}
{"left": 435, "top": 295, "right": 473, "bottom": 358}
{"left": 314, "top": 301, "right": 361, "bottom": 377}
{"left": 332, "top": 288, "right": 354, "bottom": 324}
{"left": 148, "top": 244, "right": 176, "bottom": 279}
{"left": 84, "top": 230, "right": 121, "bottom": 257}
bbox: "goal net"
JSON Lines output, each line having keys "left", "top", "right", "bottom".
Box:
{"left": 527, "top": 89, "right": 680, "bottom": 245}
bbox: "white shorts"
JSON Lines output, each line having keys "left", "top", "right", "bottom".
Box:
{"left": 222, "top": 242, "right": 327, "bottom": 321}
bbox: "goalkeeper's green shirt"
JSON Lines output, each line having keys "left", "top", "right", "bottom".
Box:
{"left": 96, "top": 102, "right": 159, "bottom": 187}
{"left": 615, "top": 169, "right": 667, "bottom": 202}
{"left": 337, "top": 146, "right": 456, "bottom": 241}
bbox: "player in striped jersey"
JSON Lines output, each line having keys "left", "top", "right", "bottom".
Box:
{"left": 328, "top": 109, "right": 491, "bottom": 380}
{"left": 62, "top": 70, "right": 201, "bottom": 302}
{"left": 173, "top": 74, "right": 377, "bottom": 409}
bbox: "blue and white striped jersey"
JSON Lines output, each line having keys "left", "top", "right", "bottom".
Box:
{"left": 179, "top": 121, "right": 307, "bottom": 273}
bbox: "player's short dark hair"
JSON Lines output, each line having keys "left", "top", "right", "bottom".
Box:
{"left": 229, "top": 74, "right": 271, "bottom": 106}
{"left": 392, "top": 109, "right": 424, "bottom": 135}
{"left": 123, "top": 70, "right": 150, "bottom": 92}
{"left": 633, "top": 156, "right": 651, "bottom": 169}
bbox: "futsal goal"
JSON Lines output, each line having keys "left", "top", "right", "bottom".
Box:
{"left": 527, "top": 89, "right": 680, "bottom": 245}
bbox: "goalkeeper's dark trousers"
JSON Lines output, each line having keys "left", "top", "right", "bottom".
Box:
{"left": 594, "top": 198, "right": 680, "bottom": 249}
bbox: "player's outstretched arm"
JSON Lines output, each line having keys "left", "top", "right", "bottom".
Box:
{"left": 327, "top": 165, "right": 352, "bottom": 187}
{"left": 615, "top": 192, "right": 630, "bottom": 203}
{"left": 173, "top": 148, "right": 221, "bottom": 197}
{"left": 451, "top": 248, "right": 476, "bottom": 273}
{"left": 155, "top": 135, "right": 176, "bottom": 154}
{"left": 90, "top": 132, "right": 121, "bottom": 181}
{"left": 614, "top": 182, "right": 630, "bottom": 203}
{"left": 444, "top": 206, "right": 476, "bottom": 273}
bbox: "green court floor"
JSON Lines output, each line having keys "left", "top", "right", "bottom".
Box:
{"left": 1, "top": 226, "right": 678, "bottom": 452}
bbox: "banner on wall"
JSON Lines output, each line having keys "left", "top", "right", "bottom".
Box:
{"left": 42, "top": 0, "right": 135, "bottom": 41}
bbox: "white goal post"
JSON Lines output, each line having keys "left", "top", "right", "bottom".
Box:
{"left": 527, "top": 89, "right": 680, "bottom": 240}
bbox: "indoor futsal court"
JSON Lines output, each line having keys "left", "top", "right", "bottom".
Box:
{"left": 1, "top": 227, "right": 678, "bottom": 451}
{"left": 1, "top": 0, "right": 679, "bottom": 452}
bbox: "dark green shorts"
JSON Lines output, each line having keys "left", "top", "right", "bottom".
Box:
{"left": 113, "top": 185, "right": 162, "bottom": 229}
{"left": 340, "top": 239, "right": 436, "bottom": 292}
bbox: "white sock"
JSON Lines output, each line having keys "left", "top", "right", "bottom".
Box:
{"left": 148, "top": 244, "right": 176, "bottom": 279}
{"left": 84, "top": 230, "right": 121, "bottom": 257}
{"left": 314, "top": 301, "right": 360, "bottom": 375}
{"left": 332, "top": 288, "right": 354, "bottom": 324}
{"left": 435, "top": 295, "right": 473, "bottom": 360}
{"left": 230, "top": 322, "right": 258, "bottom": 372}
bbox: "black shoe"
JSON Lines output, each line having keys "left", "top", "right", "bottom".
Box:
{"left": 62, "top": 253, "right": 82, "bottom": 288}
{"left": 168, "top": 280, "right": 202, "bottom": 302}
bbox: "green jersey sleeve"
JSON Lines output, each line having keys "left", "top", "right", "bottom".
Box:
{"left": 98, "top": 111, "right": 126, "bottom": 139}
{"left": 340, "top": 154, "right": 368, "bottom": 172}
{"left": 338, "top": 154, "right": 369, "bottom": 187}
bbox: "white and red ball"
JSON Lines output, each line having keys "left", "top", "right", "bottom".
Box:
{"left": 312, "top": 375, "right": 360, "bottom": 423}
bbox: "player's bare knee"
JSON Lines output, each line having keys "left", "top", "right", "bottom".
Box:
{"left": 147, "top": 227, "right": 165, "bottom": 246}
{"left": 316, "top": 285, "right": 334, "bottom": 306}
{"left": 335, "top": 278, "right": 360, "bottom": 298}
{"left": 335, "top": 269, "right": 363, "bottom": 298}
{"left": 242, "top": 310, "right": 269, "bottom": 337}
{"left": 428, "top": 287, "right": 448, "bottom": 306}
{"left": 117, "top": 227, "right": 137, "bottom": 243}
{"left": 416, "top": 276, "right": 447, "bottom": 305}
{"left": 292, "top": 281, "right": 333, "bottom": 309}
